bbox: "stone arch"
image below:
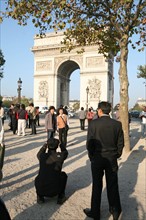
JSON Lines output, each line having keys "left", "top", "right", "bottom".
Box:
{"left": 32, "top": 31, "right": 114, "bottom": 109}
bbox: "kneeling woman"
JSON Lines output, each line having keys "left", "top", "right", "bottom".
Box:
{"left": 57, "top": 108, "right": 68, "bottom": 148}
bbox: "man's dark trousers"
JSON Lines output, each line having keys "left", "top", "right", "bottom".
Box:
{"left": 90, "top": 155, "right": 121, "bottom": 218}
{"left": 80, "top": 119, "right": 85, "bottom": 130}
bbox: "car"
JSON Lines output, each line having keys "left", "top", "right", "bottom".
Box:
{"left": 130, "top": 110, "right": 140, "bottom": 118}
{"left": 39, "top": 106, "right": 49, "bottom": 114}
{"left": 4, "top": 107, "right": 9, "bottom": 114}
{"left": 68, "top": 111, "right": 75, "bottom": 118}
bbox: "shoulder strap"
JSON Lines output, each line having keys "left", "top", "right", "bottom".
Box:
{"left": 60, "top": 116, "right": 67, "bottom": 126}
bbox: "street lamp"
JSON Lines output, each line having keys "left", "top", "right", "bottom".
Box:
{"left": 0, "top": 67, "right": 4, "bottom": 97}
{"left": 17, "top": 78, "right": 22, "bottom": 104}
{"left": 86, "top": 86, "right": 89, "bottom": 111}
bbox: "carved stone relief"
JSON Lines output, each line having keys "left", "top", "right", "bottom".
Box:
{"left": 54, "top": 57, "right": 68, "bottom": 70}
{"left": 70, "top": 55, "right": 83, "bottom": 67}
{"left": 88, "top": 77, "right": 101, "bottom": 101}
{"left": 54, "top": 55, "right": 82, "bottom": 71}
{"left": 38, "top": 81, "right": 48, "bottom": 98}
{"left": 36, "top": 61, "right": 52, "bottom": 71}
{"left": 86, "top": 57, "right": 104, "bottom": 68}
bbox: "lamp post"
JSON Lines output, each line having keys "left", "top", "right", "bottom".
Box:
{"left": 0, "top": 67, "right": 4, "bottom": 97}
{"left": 86, "top": 86, "right": 89, "bottom": 111}
{"left": 17, "top": 78, "right": 22, "bottom": 104}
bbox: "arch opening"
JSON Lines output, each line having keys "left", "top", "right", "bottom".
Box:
{"left": 57, "top": 60, "right": 80, "bottom": 108}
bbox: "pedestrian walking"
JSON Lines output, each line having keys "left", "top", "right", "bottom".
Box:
{"left": 84, "top": 101, "right": 124, "bottom": 220}
{"left": 78, "top": 107, "right": 86, "bottom": 130}
{"left": 45, "top": 106, "right": 56, "bottom": 139}
{"left": 139, "top": 106, "right": 146, "bottom": 138}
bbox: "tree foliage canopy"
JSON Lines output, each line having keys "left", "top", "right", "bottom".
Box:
{"left": 0, "top": 50, "right": 6, "bottom": 78}
{"left": 0, "top": 50, "right": 5, "bottom": 67}
{"left": 137, "top": 65, "right": 146, "bottom": 79}
{"left": 0, "top": 0, "right": 146, "bottom": 57}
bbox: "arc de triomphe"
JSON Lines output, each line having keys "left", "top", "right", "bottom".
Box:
{"left": 32, "top": 32, "right": 114, "bottom": 110}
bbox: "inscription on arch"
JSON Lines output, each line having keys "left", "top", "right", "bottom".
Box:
{"left": 86, "top": 57, "right": 104, "bottom": 68}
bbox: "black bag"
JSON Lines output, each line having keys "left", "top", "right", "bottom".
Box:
{"left": 65, "top": 124, "right": 69, "bottom": 131}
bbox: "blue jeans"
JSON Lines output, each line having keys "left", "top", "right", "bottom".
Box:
{"left": 47, "top": 130, "right": 54, "bottom": 140}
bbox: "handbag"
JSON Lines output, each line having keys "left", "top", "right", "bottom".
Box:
{"left": 65, "top": 124, "right": 69, "bottom": 131}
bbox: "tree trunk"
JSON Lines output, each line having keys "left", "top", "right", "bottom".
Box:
{"left": 119, "top": 39, "right": 130, "bottom": 152}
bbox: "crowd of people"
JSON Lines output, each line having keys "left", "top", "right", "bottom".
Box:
{"left": 0, "top": 101, "right": 146, "bottom": 220}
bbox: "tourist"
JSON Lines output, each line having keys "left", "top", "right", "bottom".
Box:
{"left": 7, "top": 104, "right": 15, "bottom": 130}
{"left": 0, "top": 101, "right": 5, "bottom": 125}
{"left": 78, "top": 107, "right": 86, "bottom": 130}
{"left": 28, "top": 103, "right": 37, "bottom": 135}
{"left": 139, "top": 106, "right": 146, "bottom": 138}
{"left": 11, "top": 104, "right": 19, "bottom": 135}
{"left": 17, "top": 104, "right": 28, "bottom": 136}
{"left": 35, "top": 138, "right": 68, "bottom": 205}
{"left": 92, "top": 108, "right": 99, "bottom": 120}
{"left": 26, "top": 105, "right": 31, "bottom": 128}
{"left": 45, "top": 106, "right": 56, "bottom": 139}
{"left": 35, "top": 106, "right": 40, "bottom": 126}
{"left": 0, "top": 116, "right": 5, "bottom": 181}
{"left": 86, "top": 108, "right": 94, "bottom": 125}
{"left": 57, "top": 107, "right": 68, "bottom": 147}
{"left": 84, "top": 101, "right": 124, "bottom": 220}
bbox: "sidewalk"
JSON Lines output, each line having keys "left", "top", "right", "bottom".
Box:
{"left": 0, "top": 118, "right": 146, "bottom": 220}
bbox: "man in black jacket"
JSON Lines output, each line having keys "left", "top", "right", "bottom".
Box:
{"left": 83, "top": 102, "right": 124, "bottom": 220}
{"left": 35, "top": 138, "right": 68, "bottom": 204}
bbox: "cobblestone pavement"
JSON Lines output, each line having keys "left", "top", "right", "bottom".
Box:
{"left": 0, "top": 117, "right": 146, "bottom": 220}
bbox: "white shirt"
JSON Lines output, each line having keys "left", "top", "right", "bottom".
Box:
{"left": 139, "top": 111, "right": 146, "bottom": 124}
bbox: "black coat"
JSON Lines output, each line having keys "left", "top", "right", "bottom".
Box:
{"left": 87, "top": 116, "right": 124, "bottom": 159}
{"left": 35, "top": 146, "right": 68, "bottom": 196}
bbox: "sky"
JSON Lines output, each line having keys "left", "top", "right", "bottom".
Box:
{"left": 0, "top": 9, "right": 146, "bottom": 108}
